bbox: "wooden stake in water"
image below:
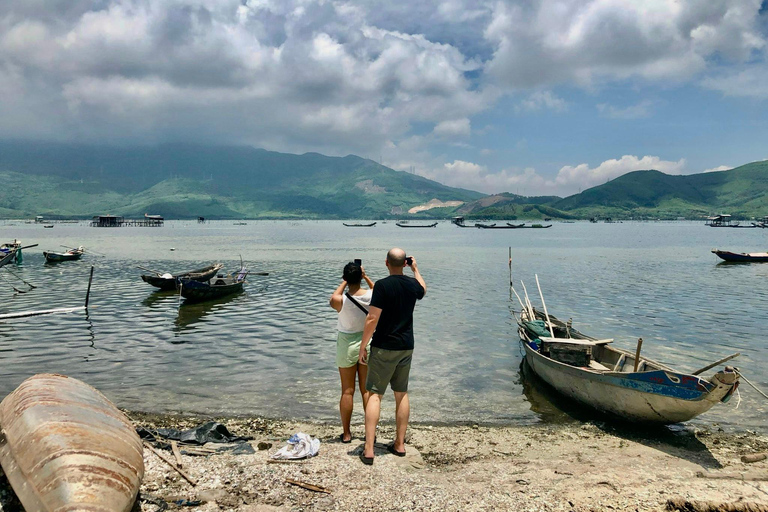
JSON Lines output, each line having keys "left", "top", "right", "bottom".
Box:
{"left": 534, "top": 274, "right": 555, "bottom": 338}
{"left": 85, "top": 266, "right": 94, "bottom": 309}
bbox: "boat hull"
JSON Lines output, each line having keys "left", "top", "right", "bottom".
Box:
{"left": 179, "top": 279, "right": 244, "bottom": 302}
{"left": 0, "top": 374, "right": 144, "bottom": 512}
{"left": 141, "top": 263, "right": 224, "bottom": 290}
{"left": 712, "top": 250, "right": 768, "bottom": 262}
{"left": 43, "top": 251, "right": 83, "bottom": 262}
{"left": 522, "top": 342, "right": 737, "bottom": 423}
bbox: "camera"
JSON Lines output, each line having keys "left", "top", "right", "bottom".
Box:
{"left": 405, "top": 256, "right": 413, "bottom": 266}
{"left": 354, "top": 258, "right": 362, "bottom": 266}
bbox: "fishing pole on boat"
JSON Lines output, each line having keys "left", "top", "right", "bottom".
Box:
{"left": 534, "top": 274, "right": 555, "bottom": 338}
{"left": 61, "top": 245, "right": 104, "bottom": 256}
{"left": 137, "top": 265, "right": 164, "bottom": 276}
{"left": 691, "top": 352, "right": 740, "bottom": 376}
{"left": 735, "top": 370, "right": 768, "bottom": 401}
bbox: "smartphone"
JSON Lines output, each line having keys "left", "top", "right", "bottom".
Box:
{"left": 405, "top": 256, "right": 413, "bottom": 266}
{"left": 354, "top": 258, "right": 362, "bottom": 266}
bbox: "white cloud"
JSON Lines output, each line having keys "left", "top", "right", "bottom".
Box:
{"left": 484, "top": 0, "right": 766, "bottom": 91}
{"left": 433, "top": 118, "right": 471, "bottom": 137}
{"left": 702, "top": 67, "right": 768, "bottom": 99}
{"left": 704, "top": 165, "right": 732, "bottom": 173}
{"left": 517, "top": 91, "right": 567, "bottom": 112}
{"left": 597, "top": 100, "right": 655, "bottom": 119}
{"left": 421, "top": 155, "right": 687, "bottom": 196}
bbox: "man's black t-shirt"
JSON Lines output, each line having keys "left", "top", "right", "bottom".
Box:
{"left": 370, "top": 274, "right": 425, "bottom": 351}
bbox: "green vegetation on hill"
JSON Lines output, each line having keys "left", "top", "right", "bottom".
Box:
{"left": 0, "top": 142, "right": 483, "bottom": 219}
{"left": 1, "top": 140, "right": 767, "bottom": 220}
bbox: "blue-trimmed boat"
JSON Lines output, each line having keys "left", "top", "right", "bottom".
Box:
{"left": 517, "top": 308, "right": 739, "bottom": 424}
{"left": 712, "top": 249, "right": 768, "bottom": 262}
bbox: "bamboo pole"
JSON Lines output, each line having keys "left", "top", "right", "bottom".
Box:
{"left": 85, "top": 266, "right": 94, "bottom": 309}
{"left": 534, "top": 274, "right": 555, "bottom": 338}
{"left": 143, "top": 441, "right": 197, "bottom": 486}
{"left": 0, "top": 306, "right": 86, "bottom": 320}
{"left": 691, "top": 352, "right": 740, "bottom": 376}
{"left": 520, "top": 281, "right": 535, "bottom": 319}
{"left": 633, "top": 338, "right": 643, "bottom": 372}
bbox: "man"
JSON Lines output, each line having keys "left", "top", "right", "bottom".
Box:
{"left": 357, "top": 247, "right": 426, "bottom": 465}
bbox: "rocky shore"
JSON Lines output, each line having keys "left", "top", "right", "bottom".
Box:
{"left": 2, "top": 413, "right": 767, "bottom": 512}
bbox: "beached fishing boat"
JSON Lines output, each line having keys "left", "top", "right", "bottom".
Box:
{"left": 43, "top": 246, "right": 85, "bottom": 262}
{"left": 179, "top": 267, "right": 248, "bottom": 302}
{"left": 0, "top": 374, "right": 144, "bottom": 512}
{"left": 342, "top": 222, "right": 377, "bottom": 227}
{"left": 395, "top": 222, "right": 438, "bottom": 228}
{"left": 515, "top": 294, "right": 740, "bottom": 424}
{"left": 711, "top": 249, "right": 768, "bottom": 262}
{"left": 141, "top": 262, "right": 224, "bottom": 290}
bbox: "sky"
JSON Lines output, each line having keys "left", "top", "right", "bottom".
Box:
{"left": 1, "top": 0, "right": 767, "bottom": 197}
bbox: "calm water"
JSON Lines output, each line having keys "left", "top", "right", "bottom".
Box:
{"left": 0, "top": 220, "right": 766, "bottom": 430}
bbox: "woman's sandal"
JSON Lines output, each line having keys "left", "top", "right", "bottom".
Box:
{"left": 386, "top": 443, "right": 406, "bottom": 457}
{"left": 339, "top": 434, "right": 352, "bottom": 444}
{"left": 359, "top": 452, "right": 374, "bottom": 465}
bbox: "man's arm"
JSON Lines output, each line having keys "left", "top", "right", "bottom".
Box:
{"left": 409, "top": 257, "right": 426, "bottom": 296}
{"left": 358, "top": 305, "right": 382, "bottom": 364}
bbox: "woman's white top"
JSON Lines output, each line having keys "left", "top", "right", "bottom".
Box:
{"left": 337, "top": 289, "right": 372, "bottom": 333}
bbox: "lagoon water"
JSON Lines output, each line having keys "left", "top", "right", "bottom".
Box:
{"left": 0, "top": 220, "right": 766, "bottom": 430}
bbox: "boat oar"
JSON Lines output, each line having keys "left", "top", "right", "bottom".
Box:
{"left": 19, "top": 244, "right": 38, "bottom": 250}
{"left": 691, "top": 352, "right": 740, "bottom": 376}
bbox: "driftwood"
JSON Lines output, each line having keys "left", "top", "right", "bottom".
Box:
{"left": 741, "top": 453, "right": 767, "bottom": 463}
{"left": 666, "top": 498, "right": 768, "bottom": 512}
{"left": 696, "top": 470, "right": 768, "bottom": 481}
{"left": 143, "top": 441, "right": 198, "bottom": 486}
{"left": 285, "top": 478, "right": 331, "bottom": 494}
{"left": 171, "top": 440, "right": 183, "bottom": 467}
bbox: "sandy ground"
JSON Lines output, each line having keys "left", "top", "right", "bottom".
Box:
{"left": 3, "top": 413, "right": 767, "bottom": 512}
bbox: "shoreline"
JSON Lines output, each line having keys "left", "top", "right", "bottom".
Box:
{"left": 4, "top": 412, "right": 765, "bottom": 512}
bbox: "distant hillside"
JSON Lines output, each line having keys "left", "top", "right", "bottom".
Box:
{"left": 455, "top": 193, "right": 573, "bottom": 220}
{"left": 0, "top": 142, "right": 483, "bottom": 219}
{"left": 553, "top": 160, "right": 768, "bottom": 218}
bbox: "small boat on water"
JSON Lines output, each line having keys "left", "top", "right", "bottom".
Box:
{"left": 705, "top": 214, "right": 756, "bottom": 228}
{"left": 506, "top": 223, "right": 553, "bottom": 229}
{"left": 141, "top": 262, "right": 224, "bottom": 290}
{"left": 515, "top": 286, "right": 740, "bottom": 424}
{"left": 0, "top": 374, "right": 144, "bottom": 512}
{"left": 396, "top": 222, "right": 438, "bottom": 228}
{"left": 43, "top": 246, "right": 85, "bottom": 262}
{"left": 711, "top": 249, "right": 768, "bottom": 262}
{"left": 0, "top": 240, "right": 37, "bottom": 268}
{"left": 474, "top": 222, "right": 498, "bottom": 228}
{"left": 343, "top": 222, "right": 377, "bottom": 227}
{"left": 179, "top": 267, "right": 248, "bottom": 302}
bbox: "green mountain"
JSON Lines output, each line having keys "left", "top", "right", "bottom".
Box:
{"left": 0, "top": 142, "right": 483, "bottom": 219}
{"left": 552, "top": 160, "right": 768, "bottom": 218}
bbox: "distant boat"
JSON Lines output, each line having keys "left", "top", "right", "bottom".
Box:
{"left": 396, "top": 222, "right": 438, "bottom": 228}
{"left": 451, "top": 216, "right": 479, "bottom": 228}
{"left": 141, "top": 263, "right": 224, "bottom": 290}
{"left": 506, "top": 223, "right": 553, "bottom": 229}
{"left": 43, "top": 246, "right": 85, "bottom": 262}
{"left": 474, "top": 222, "right": 498, "bottom": 228}
{"left": 516, "top": 300, "right": 740, "bottom": 424}
{"left": 711, "top": 249, "right": 768, "bottom": 262}
{"left": 342, "top": 222, "right": 377, "bottom": 227}
{"left": 705, "top": 214, "right": 756, "bottom": 228}
{"left": 43, "top": 225, "right": 54, "bottom": 228}
{"left": 0, "top": 374, "right": 143, "bottom": 512}
{"left": 179, "top": 267, "right": 248, "bottom": 302}
{"left": 233, "top": 222, "right": 248, "bottom": 225}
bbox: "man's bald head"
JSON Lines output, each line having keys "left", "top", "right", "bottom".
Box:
{"left": 387, "top": 248, "right": 406, "bottom": 267}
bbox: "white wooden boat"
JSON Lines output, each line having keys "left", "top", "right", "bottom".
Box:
{"left": 517, "top": 307, "right": 740, "bottom": 424}
{"left": 0, "top": 374, "right": 144, "bottom": 512}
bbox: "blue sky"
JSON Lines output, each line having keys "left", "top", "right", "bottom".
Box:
{"left": 1, "top": 0, "right": 767, "bottom": 196}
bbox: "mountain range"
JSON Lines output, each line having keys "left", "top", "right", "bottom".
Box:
{"left": 0, "top": 141, "right": 766, "bottom": 219}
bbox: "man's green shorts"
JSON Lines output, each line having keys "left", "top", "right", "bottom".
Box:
{"left": 365, "top": 347, "right": 413, "bottom": 394}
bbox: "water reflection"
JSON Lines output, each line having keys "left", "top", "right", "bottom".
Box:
{"left": 174, "top": 293, "right": 244, "bottom": 334}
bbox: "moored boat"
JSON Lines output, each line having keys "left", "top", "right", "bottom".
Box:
{"left": 0, "top": 374, "right": 144, "bottom": 512}
{"left": 711, "top": 249, "right": 768, "bottom": 262}
{"left": 43, "top": 246, "right": 85, "bottom": 262}
{"left": 506, "top": 223, "right": 553, "bottom": 229}
{"left": 515, "top": 290, "right": 739, "bottom": 424}
{"left": 342, "top": 222, "right": 377, "bottom": 227}
{"left": 179, "top": 267, "right": 248, "bottom": 302}
{"left": 395, "top": 222, "right": 438, "bottom": 228}
{"left": 141, "top": 262, "right": 224, "bottom": 290}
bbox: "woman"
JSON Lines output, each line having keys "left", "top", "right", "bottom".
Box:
{"left": 329, "top": 262, "right": 374, "bottom": 443}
